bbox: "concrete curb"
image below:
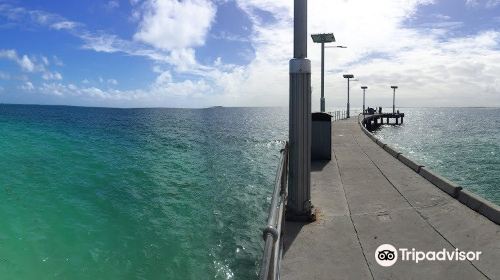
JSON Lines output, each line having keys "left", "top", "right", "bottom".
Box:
{"left": 383, "top": 145, "right": 402, "bottom": 158}
{"left": 397, "top": 154, "right": 424, "bottom": 173}
{"left": 377, "top": 141, "right": 386, "bottom": 148}
{"left": 457, "top": 190, "right": 500, "bottom": 224}
{"left": 418, "top": 167, "right": 462, "bottom": 198}
{"left": 357, "top": 116, "right": 500, "bottom": 225}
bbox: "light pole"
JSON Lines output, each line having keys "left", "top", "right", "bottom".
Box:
{"left": 361, "top": 86, "right": 368, "bottom": 116}
{"left": 288, "top": 0, "right": 313, "bottom": 221}
{"left": 311, "top": 33, "right": 335, "bottom": 112}
{"left": 343, "top": 74, "right": 354, "bottom": 118}
{"left": 391, "top": 86, "right": 398, "bottom": 114}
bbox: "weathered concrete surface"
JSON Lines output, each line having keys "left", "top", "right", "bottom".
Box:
{"left": 281, "top": 118, "right": 500, "bottom": 280}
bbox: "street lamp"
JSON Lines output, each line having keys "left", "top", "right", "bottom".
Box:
{"left": 361, "top": 86, "right": 368, "bottom": 116}
{"left": 343, "top": 74, "right": 354, "bottom": 118}
{"left": 391, "top": 86, "right": 398, "bottom": 114}
{"left": 311, "top": 33, "right": 335, "bottom": 112}
{"left": 287, "top": 0, "right": 313, "bottom": 221}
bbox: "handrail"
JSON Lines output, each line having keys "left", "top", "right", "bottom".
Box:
{"left": 327, "top": 110, "right": 348, "bottom": 122}
{"left": 259, "top": 142, "right": 289, "bottom": 280}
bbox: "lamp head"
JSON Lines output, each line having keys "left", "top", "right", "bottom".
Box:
{"left": 343, "top": 74, "right": 354, "bottom": 79}
{"left": 391, "top": 86, "right": 398, "bottom": 89}
{"left": 361, "top": 86, "right": 368, "bottom": 89}
{"left": 311, "top": 33, "right": 336, "bottom": 43}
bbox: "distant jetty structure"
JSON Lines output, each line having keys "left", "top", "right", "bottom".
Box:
{"left": 258, "top": 1, "right": 500, "bottom": 279}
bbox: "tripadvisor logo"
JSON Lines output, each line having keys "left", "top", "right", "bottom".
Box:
{"left": 375, "top": 244, "right": 482, "bottom": 267}
{"left": 375, "top": 244, "right": 398, "bottom": 267}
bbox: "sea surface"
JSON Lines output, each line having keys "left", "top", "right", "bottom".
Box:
{"left": 0, "top": 104, "right": 287, "bottom": 279}
{"left": 373, "top": 107, "right": 500, "bottom": 205}
{"left": 1, "top": 105, "right": 499, "bottom": 280}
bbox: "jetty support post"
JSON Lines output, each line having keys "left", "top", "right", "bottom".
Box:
{"left": 288, "top": 0, "right": 314, "bottom": 221}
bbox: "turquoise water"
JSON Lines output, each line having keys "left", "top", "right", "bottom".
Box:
{"left": 0, "top": 105, "right": 287, "bottom": 279}
{"left": 2, "top": 105, "right": 499, "bottom": 279}
{"left": 373, "top": 107, "right": 500, "bottom": 205}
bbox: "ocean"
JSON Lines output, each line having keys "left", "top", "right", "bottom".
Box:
{"left": 372, "top": 107, "right": 500, "bottom": 205}
{"left": 1, "top": 105, "right": 498, "bottom": 279}
{"left": 0, "top": 104, "right": 287, "bottom": 279}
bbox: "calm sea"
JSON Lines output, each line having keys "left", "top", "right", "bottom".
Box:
{"left": 373, "top": 107, "right": 500, "bottom": 205}
{"left": 1, "top": 105, "right": 498, "bottom": 279}
{"left": 0, "top": 104, "right": 287, "bottom": 279}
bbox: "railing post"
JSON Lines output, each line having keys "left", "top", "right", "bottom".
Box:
{"left": 288, "top": 0, "right": 314, "bottom": 221}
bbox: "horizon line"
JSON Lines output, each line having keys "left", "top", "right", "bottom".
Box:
{"left": 1, "top": 102, "right": 499, "bottom": 110}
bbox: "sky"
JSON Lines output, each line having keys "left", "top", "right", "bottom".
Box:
{"left": 0, "top": 0, "right": 499, "bottom": 109}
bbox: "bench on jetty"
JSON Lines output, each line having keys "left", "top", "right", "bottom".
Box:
{"left": 278, "top": 116, "right": 499, "bottom": 280}
{"left": 362, "top": 112, "right": 404, "bottom": 131}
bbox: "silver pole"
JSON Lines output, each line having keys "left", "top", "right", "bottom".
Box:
{"left": 320, "top": 42, "right": 325, "bottom": 112}
{"left": 288, "top": 0, "right": 313, "bottom": 221}
{"left": 347, "top": 78, "right": 350, "bottom": 118}
{"left": 393, "top": 88, "right": 395, "bottom": 114}
{"left": 363, "top": 89, "right": 365, "bottom": 116}
{"left": 294, "top": 0, "right": 307, "bottom": 59}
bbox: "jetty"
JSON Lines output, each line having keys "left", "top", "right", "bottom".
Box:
{"left": 258, "top": 1, "right": 499, "bottom": 279}
{"left": 362, "top": 112, "right": 404, "bottom": 131}
{"left": 279, "top": 116, "right": 500, "bottom": 279}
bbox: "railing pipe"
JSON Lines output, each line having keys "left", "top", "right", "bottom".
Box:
{"left": 259, "top": 143, "right": 288, "bottom": 280}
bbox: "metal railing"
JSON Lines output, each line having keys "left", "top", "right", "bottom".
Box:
{"left": 328, "top": 110, "right": 348, "bottom": 121}
{"left": 259, "top": 142, "right": 289, "bottom": 280}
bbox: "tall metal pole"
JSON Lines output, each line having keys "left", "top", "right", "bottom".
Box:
{"left": 288, "top": 0, "right": 313, "bottom": 221}
{"left": 392, "top": 87, "right": 397, "bottom": 114}
{"left": 347, "top": 78, "right": 350, "bottom": 118}
{"left": 320, "top": 42, "right": 325, "bottom": 112}
{"left": 362, "top": 88, "right": 366, "bottom": 116}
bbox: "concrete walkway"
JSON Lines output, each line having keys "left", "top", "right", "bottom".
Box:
{"left": 281, "top": 117, "right": 500, "bottom": 280}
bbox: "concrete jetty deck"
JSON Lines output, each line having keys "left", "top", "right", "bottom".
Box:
{"left": 281, "top": 117, "right": 500, "bottom": 280}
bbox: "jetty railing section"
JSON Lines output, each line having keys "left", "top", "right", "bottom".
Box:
{"left": 259, "top": 142, "right": 289, "bottom": 280}
{"left": 328, "top": 110, "right": 348, "bottom": 121}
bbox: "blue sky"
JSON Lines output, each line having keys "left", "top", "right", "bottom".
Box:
{"left": 0, "top": 0, "right": 499, "bottom": 108}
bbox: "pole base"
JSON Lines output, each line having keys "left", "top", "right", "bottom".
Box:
{"left": 285, "top": 205, "right": 317, "bottom": 222}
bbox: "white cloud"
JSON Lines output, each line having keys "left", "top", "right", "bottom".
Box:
{"left": 20, "top": 81, "right": 35, "bottom": 91}
{"left": 195, "top": 0, "right": 500, "bottom": 108}
{"left": 52, "top": 55, "right": 64, "bottom": 66}
{"left": 35, "top": 75, "right": 212, "bottom": 105}
{"left": 106, "top": 0, "right": 120, "bottom": 10}
{"left": 0, "top": 49, "right": 67, "bottom": 84}
{"left": 466, "top": 0, "right": 500, "bottom": 7}
{"left": 487, "top": 0, "right": 500, "bottom": 7}
{"left": 80, "top": 33, "right": 122, "bottom": 53}
{"left": 51, "top": 20, "right": 79, "bottom": 30}
{"left": 107, "top": 79, "right": 118, "bottom": 85}
{"left": 2, "top": 0, "right": 500, "bottom": 107}
{"left": 133, "top": 0, "right": 216, "bottom": 50}
{"left": 41, "top": 56, "right": 49, "bottom": 65}
{"left": 19, "top": 55, "right": 35, "bottom": 72}
{"left": 466, "top": 0, "right": 479, "bottom": 6}
{"left": 0, "top": 49, "right": 35, "bottom": 72}
{"left": 42, "top": 71, "right": 63, "bottom": 80}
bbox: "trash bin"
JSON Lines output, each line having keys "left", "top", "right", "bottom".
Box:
{"left": 311, "top": 112, "right": 332, "bottom": 160}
